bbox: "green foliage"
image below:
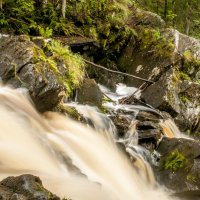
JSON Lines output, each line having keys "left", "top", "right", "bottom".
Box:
{"left": 183, "top": 50, "right": 200, "bottom": 80}
{"left": 0, "top": 0, "right": 75, "bottom": 36}
{"left": 45, "top": 40, "right": 85, "bottom": 93}
{"left": 138, "top": 27, "right": 174, "bottom": 57}
{"left": 64, "top": 0, "right": 135, "bottom": 53}
{"left": 186, "top": 174, "right": 197, "bottom": 182}
{"left": 179, "top": 71, "right": 191, "bottom": 81}
{"left": 0, "top": 0, "right": 136, "bottom": 54}
{"left": 38, "top": 26, "right": 53, "bottom": 38}
{"left": 179, "top": 94, "right": 190, "bottom": 103}
{"left": 163, "top": 150, "right": 187, "bottom": 171}
{"left": 136, "top": 0, "right": 200, "bottom": 39}
{"left": 32, "top": 40, "right": 85, "bottom": 94}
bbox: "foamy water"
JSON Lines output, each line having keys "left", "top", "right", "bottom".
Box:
{"left": 0, "top": 85, "right": 178, "bottom": 200}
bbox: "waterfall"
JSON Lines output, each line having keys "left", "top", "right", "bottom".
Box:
{"left": 0, "top": 84, "right": 178, "bottom": 200}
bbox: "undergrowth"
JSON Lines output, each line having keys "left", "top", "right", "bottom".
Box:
{"left": 33, "top": 40, "right": 85, "bottom": 94}
{"left": 0, "top": 0, "right": 136, "bottom": 54}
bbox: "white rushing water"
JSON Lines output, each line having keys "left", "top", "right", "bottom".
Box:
{"left": 0, "top": 84, "right": 179, "bottom": 200}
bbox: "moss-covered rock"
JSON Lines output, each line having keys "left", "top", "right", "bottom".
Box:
{"left": 0, "top": 174, "right": 59, "bottom": 200}
{"left": 141, "top": 68, "right": 181, "bottom": 117}
{"left": 117, "top": 8, "right": 200, "bottom": 135}
{"left": 0, "top": 35, "right": 85, "bottom": 112}
{"left": 154, "top": 137, "right": 200, "bottom": 195}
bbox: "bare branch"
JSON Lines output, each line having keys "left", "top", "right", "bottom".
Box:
{"left": 83, "top": 59, "right": 155, "bottom": 84}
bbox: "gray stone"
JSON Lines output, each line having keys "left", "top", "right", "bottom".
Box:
{"left": 77, "top": 78, "right": 103, "bottom": 107}
{"left": 154, "top": 137, "right": 200, "bottom": 194}
{"left": 0, "top": 175, "right": 59, "bottom": 200}
{"left": 0, "top": 35, "right": 66, "bottom": 112}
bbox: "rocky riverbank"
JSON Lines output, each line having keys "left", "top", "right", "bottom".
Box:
{"left": 0, "top": 2, "right": 200, "bottom": 200}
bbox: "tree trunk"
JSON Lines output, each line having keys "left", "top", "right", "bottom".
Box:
{"left": 185, "top": 17, "right": 190, "bottom": 35}
{"left": 62, "top": 0, "right": 66, "bottom": 18}
{"left": 156, "top": 0, "right": 159, "bottom": 13}
{"left": 164, "top": 0, "right": 168, "bottom": 19}
{"left": 0, "top": 0, "right": 2, "bottom": 10}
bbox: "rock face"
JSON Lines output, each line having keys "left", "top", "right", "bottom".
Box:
{"left": 0, "top": 174, "right": 59, "bottom": 200}
{"left": 77, "top": 78, "right": 103, "bottom": 107}
{"left": 117, "top": 8, "right": 200, "bottom": 135}
{"left": 0, "top": 35, "right": 66, "bottom": 112}
{"left": 154, "top": 137, "right": 200, "bottom": 199}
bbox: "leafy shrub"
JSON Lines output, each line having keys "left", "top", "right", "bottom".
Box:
{"left": 0, "top": 0, "right": 135, "bottom": 54}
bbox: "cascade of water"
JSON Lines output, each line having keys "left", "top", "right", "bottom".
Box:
{"left": 159, "top": 119, "right": 191, "bottom": 139}
{"left": 0, "top": 84, "right": 178, "bottom": 200}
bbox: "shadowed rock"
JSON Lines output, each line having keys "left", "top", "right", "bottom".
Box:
{"left": 0, "top": 174, "right": 60, "bottom": 200}
{"left": 0, "top": 35, "right": 66, "bottom": 112}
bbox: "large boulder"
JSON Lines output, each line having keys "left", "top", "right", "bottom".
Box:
{"left": 117, "top": 9, "right": 200, "bottom": 135}
{"left": 141, "top": 65, "right": 200, "bottom": 134}
{"left": 0, "top": 35, "right": 66, "bottom": 112}
{"left": 154, "top": 137, "right": 200, "bottom": 199}
{"left": 0, "top": 174, "right": 59, "bottom": 200}
{"left": 76, "top": 78, "right": 103, "bottom": 107}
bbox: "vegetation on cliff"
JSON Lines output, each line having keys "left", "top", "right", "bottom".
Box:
{"left": 0, "top": 0, "right": 134, "bottom": 53}
{"left": 137, "top": 0, "right": 200, "bottom": 39}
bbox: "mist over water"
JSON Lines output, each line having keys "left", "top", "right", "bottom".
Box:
{"left": 0, "top": 85, "right": 178, "bottom": 200}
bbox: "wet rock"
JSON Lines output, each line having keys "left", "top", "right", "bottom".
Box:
{"left": 109, "top": 114, "right": 131, "bottom": 138}
{"left": 0, "top": 35, "right": 66, "bottom": 112}
{"left": 110, "top": 110, "right": 163, "bottom": 151}
{"left": 136, "top": 111, "right": 161, "bottom": 123}
{"left": 141, "top": 68, "right": 181, "bottom": 117}
{"left": 127, "top": 8, "right": 166, "bottom": 29}
{"left": 165, "top": 29, "right": 200, "bottom": 60}
{"left": 154, "top": 137, "right": 200, "bottom": 194}
{"left": 0, "top": 174, "right": 59, "bottom": 200}
{"left": 117, "top": 35, "right": 173, "bottom": 87}
{"left": 136, "top": 121, "right": 163, "bottom": 150}
{"left": 176, "top": 81, "right": 200, "bottom": 132}
{"left": 77, "top": 78, "right": 103, "bottom": 107}
{"left": 142, "top": 68, "right": 200, "bottom": 133}
{"left": 117, "top": 9, "right": 175, "bottom": 87}
{"left": 117, "top": 11, "right": 200, "bottom": 134}
{"left": 88, "top": 59, "right": 124, "bottom": 91}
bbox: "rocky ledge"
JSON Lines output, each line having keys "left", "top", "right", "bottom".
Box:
{"left": 0, "top": 174, "right": 59, "bottom": 200}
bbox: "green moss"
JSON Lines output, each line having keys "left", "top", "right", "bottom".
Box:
{"left": 34, "top": 182, "right": 55, "bottom": 199}
{"left": 163, "top": 150, "right": 187, "bottom": 171}
{"left": 1, "top": 0, "right": 136, "bottom": 54}
{"left": 180, "top": 95, "right": 190, "bottom": 103}
{"left": 186, "top": 174, "right": 197, "bottom": 183}
{"left": 57, "top": 104, "right": 82, "bottom": 121}
{"left": 32, "top": 40, "right": 85, "bottom": 95}
{"left": 179, "top": 71, "right": 191, "bottom": 81}
{"left": 49, "top": 40, "right": 85, "bottom": 92}
{"left": 137, "top": 27, "right": 174, "bottom": 58}
{"left": 183, "top": 50, "right": 200, "bottom": 80}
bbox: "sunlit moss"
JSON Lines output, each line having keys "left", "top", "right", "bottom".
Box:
{"left": 163, "top": 150, "right": 187, "bottom": 171}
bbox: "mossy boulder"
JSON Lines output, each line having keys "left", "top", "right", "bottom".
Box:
{"left": 0, "top": 174, "right": 59, "bottom": 200}
{"left": 118, "top": 10, "right": 200, "bottom": 87}
{"left": 0, "top": 35, "right": 65, "bottom": 111}
{"left": 117, "top": 9, "right": 175, "bottom": 87}
{"left": 141, "top": 68, "right": 181, "bottom": 117}
{"left": 141, "top": 68, "right": 200, "bottom": 134}
{"left": 154, "top": 137, "right": 200, "bottom": 196}
{"left": 127, "top": 8, "right": 165, "bottom": 29}
{"left": 0, "top": 35, "right": 84, "bottom": 112}
{"left": 118, "top": 9, "right": 200, "bottom": 135}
